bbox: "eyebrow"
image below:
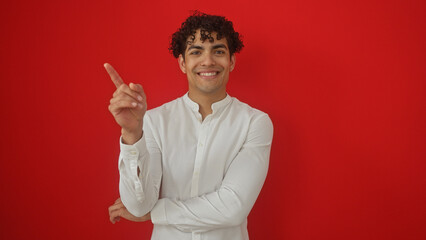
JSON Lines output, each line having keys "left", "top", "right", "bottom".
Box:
{"left": 187, "top": 43, "right": 228, "bottom": 51}
{"left": 187, "top": 45, "right": 203, "bottom": 51}
{"left": 212, "top": 44, "right": 228, "bottom": 50}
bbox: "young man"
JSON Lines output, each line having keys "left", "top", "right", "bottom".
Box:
{"left": 106, "top": 12, "right": 273, "bottom": 240}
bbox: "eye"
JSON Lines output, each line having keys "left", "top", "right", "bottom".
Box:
{"left": 190, "top": 50, "right": 201, "bottom": 55}
{"left": 215, "top": 50, "right": 225, "bottom": 54}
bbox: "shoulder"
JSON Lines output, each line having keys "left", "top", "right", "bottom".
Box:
{"left": 145, "top": 96, "right": 185, "bottom": 119}
{"left": 142, "top": 97, "right": 187, "bottom": 131}
{"left": 229, "top": 97, "right": 272, "bottom": 125}
{"left": 230, "top": 97, "right": 273, "bottom": 145}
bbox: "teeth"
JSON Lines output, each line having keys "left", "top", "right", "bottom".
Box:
{"left": 199, "top": 72, "right": 217, "bottom": 76}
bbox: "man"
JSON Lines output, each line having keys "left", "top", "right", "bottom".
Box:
{"left": 106, "top": 12, "right": 273, "bottom": 240}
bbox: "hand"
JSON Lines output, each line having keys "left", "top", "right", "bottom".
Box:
{"left": 104, "top": 63, "right": 147, "bottom": 144}
{"left": 108, "top": 198, "right": 151, "bottom": 224}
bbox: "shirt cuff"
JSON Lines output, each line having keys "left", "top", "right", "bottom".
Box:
{"left": 119, "top": 134, "right": 147, "bottom": 167}
{"left": 119, "top": 134, "right": 147, "bottom": 153}
{"left": 151, "top": 198, "right": 167, "bottom": 225}
{"left": 118, "top": 135, "right": 147, "bottom": 202}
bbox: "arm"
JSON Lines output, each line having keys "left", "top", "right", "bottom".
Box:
{"left": 118, "top": 116, "right": 162, "bottom": 217}
{"left": 108, "top": 198, "right": 151, "bottom": 224}
{"left": 150, "top": 114, "right": 273, "bottom": 232}
{"left": 105, "top": 63, "right": 162, "bottom": 217}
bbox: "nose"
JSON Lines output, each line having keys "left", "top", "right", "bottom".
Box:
{"left": 200, "top": 52, "right": 216, "bottom": 66}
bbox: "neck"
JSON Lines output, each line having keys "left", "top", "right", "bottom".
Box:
{"left": 188, "top": 90, "right": 227, "bottom": 120}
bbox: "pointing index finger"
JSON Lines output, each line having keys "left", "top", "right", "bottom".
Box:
{"left": 104, "top": 63, "right": 124, "bottom": 88}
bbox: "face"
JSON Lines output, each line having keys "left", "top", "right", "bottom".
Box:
{"left": 178, "top": 30, "right": 236, "bottom": 98}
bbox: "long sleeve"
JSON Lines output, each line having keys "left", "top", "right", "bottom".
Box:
{"left": 118, "top": 116, "right": 162, "bottom": 217}
{"left": 150, "top": 114, "right": 273, "bottom": 232}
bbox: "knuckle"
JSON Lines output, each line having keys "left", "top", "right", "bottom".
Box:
{"left": 117, "top": 100, "right": 126, "bottom": 107}
{"left": 119, "top": 84, "right": 129, "bottom": 91}
{"left": 119, "top": 100, "right": 131, "bottom": 108}
{"left": 115, "top": 92, "right": 124, "bottom": 99}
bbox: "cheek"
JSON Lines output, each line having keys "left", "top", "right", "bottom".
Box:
{"left": 219, "top": 59, "right": 231, "bottom": 68}
{"left": 185, "top": 61, "right": 196, "bottom": 72}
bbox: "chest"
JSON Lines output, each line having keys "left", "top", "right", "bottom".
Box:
{"left": 157, "top": 112, "right": 249, "bottom": 197}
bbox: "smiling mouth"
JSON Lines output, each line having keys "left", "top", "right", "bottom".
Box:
{"left": 198, "top": 72, "right": 219, "bottom": 77}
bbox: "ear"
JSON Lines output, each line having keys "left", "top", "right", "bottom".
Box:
{"left": 178, "top": 54, "right": 186, "bottom": 74}
{"left": 230, "top": 54, "right": 236, "bottom": 72}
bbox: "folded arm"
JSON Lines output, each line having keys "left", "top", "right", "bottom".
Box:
{"left": 150, "top": 114, "right": 273, "bottom": 232}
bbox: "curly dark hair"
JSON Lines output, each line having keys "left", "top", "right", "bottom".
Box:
{"left": 169, "top": 11, "right": 244, "bottom": 58}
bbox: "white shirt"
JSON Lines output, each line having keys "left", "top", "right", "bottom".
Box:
{"left": 119, "top": 93, "right": 273, "bottom": 240}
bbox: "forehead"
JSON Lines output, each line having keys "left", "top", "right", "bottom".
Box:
{"left": 186, "top": 30, "right": 228, "bottom": 48}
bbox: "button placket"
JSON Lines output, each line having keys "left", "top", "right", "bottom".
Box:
{"left": 190, "top": 119, "right": 209, "bottom": 198}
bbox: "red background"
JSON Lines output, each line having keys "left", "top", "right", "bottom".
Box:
{"left": 0, "top": 0, "right": 425, "bottom": 239}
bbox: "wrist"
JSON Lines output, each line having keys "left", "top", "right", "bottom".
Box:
{"left": 121, "top": 128, "right": 143, "bottom": 145}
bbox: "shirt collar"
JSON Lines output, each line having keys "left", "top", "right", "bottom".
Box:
{"left": 183, "top": 92, "right": 232, "bottom": 114}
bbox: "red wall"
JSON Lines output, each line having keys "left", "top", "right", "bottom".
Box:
{"left": 1, "top": 0, "right": 425, "bottom": 239}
